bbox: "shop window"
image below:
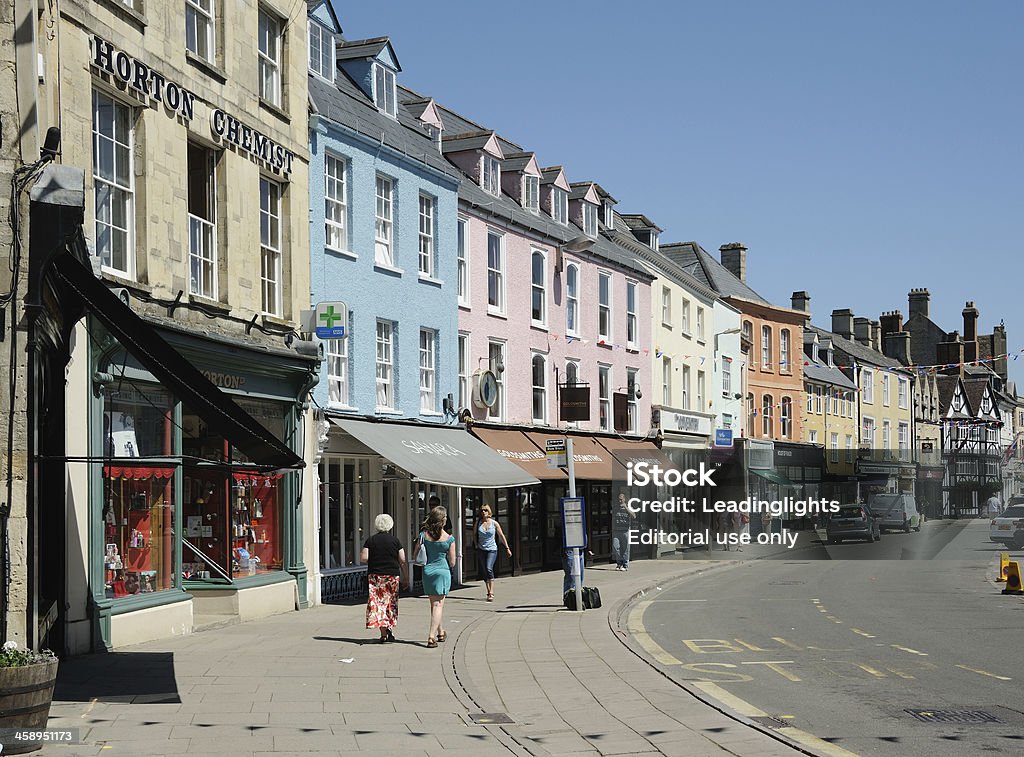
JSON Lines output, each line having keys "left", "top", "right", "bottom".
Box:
{"left": 180, "top": 397, "right": 289, "bottom": 580}
{"left": 101, "top": 385, "right": 175, "bottom": 599}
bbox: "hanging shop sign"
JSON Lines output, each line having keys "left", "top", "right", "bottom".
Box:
{"left": 211, "top": 109, "right": 295, "bottom": 176}
{"left": 559, "top": 385, "right": 590, "bottom": 422}
{"left": 90, "top": 36, "right": 196, "bottom": 122}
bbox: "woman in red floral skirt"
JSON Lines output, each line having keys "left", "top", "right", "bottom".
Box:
{"left": 360, "top": 514, "right": 408, "bottom": 642}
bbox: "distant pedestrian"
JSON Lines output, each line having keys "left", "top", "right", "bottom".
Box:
{"left": 733, "top": 510, "right": 749, "bottom": 551}
{"left": 987, "top": 493, "right": 1002, "bottom": 517}
{"left": 473, "top": 504, "right": 511, "bottom": 602}
{"left": 611, "top": 493, "right": 636, "bottom": 570}
{"left": 361, "top": 514, "right": 408, "bottom": 643}
{"left": 416, "top": 506, "right": 456, "bottom": 648}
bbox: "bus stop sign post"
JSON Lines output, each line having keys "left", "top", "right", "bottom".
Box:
{"left": 564, "top": 437, "right": 584, "bottom": 612}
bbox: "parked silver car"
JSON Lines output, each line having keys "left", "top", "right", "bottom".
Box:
{"left": 826, "top": 504, "right": 881, "bottom": 544}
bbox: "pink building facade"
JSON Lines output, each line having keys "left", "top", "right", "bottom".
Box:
{"left": 457, "top": 212, "right": 653, "bottom": 432}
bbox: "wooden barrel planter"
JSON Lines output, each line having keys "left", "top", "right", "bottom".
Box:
{"left": 0, "top": 659, "right": 60, "bottom": 754}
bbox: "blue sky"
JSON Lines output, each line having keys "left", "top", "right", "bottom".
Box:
{"left": 331, "top": 1, "right": 1023, "bottom": 383}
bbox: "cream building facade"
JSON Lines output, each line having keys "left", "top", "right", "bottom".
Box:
{"left": 7, "top": 0, "right": 317, "bottom": 653}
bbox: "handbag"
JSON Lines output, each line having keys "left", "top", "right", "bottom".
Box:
{"left": 413, "top": 535, "right": 427, "bottom": 567}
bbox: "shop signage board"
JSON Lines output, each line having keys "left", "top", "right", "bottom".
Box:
{"left": 714, "top": 429, "right": 734, "bottom": 448}
{"left": 559, "top": 385, "right": 590, "bottom": 422}
{"left": 314, "top": 302, "right": 348, "bottom": 339}
{"left": 560, "top": 497, "right": 587, "bottom": 549}
{"left": 546, "top": 438, "right": 567, "bottom": 468}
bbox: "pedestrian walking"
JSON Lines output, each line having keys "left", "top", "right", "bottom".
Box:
{"left": 473, "top": 504, "right": 511, "bottom": 602}
{"left": 360, "top": 514, "right": 408, "bottom": 643}
{"left": 732, "top": 510, "right": 749, "bottom": 552}
{"left": 986, "top": 492, "right": 1002, "bottom": 517}
{"left": 562, "top": 548, "right": 594, "bottom": 595}
{"left": 611, "top": 493, "right": 636, "bottom": 570}
{"left": 415, "top": 506, "right": 456, "bottom": 648}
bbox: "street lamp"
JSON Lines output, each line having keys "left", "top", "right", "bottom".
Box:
{"left": 556, "top": 235, "right": 595, "bottom": 272}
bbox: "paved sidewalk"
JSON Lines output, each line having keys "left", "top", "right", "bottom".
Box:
{"left": 44, "top": 560, "right": 813, "bottom": 756}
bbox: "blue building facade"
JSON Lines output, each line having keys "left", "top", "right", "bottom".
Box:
{"left": 307, "top": 3, "right": 466, "bottom": 599}
{"left": 306, "top": 14, "right": 460, "bottom": 420}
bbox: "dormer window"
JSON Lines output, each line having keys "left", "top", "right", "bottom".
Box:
{"left": 424, "top": 125, "right": 441, "bottom": 150}
{"left": 482, "top": 155, "right": 500, "bottom": 195}
{"left": 373, "top": 64, "right": 397, "bottom": 118}
{"left": 553, "top": 188, "right": 568, "bottom": 225}
{"left": 524, "top": 175, "right": 540, "bottom": 213}
{"left": 603, "top": 201, "right": 615, "bottom": 229}
{"left": 583, "top": 203, "right": 598, "bottom": 237}
{"left": 308, "top": 22, "right": 334, "bottom": 81}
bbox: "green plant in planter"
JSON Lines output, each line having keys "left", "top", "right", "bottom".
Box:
{"left": 0, "top": 641, "right": 57, "bottom": 668}
{"left": 0, "top": 642, "right": 60, "bottom": 754}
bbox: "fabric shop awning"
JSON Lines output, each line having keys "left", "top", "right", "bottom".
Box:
{"left": 600, "top": 439, "right": 675, "bottom": 478}
{"left": 751, "top": 469, "right": 797, "bottom": 487}
{"left": 55, "top": 254, "right": 303, "bottom": 471}
{"left": 523, "top": 431, "right": 614, "bottom": 480}
{"left": 331, "top": 418, "right": 540, "bottom": 488}
{"left": 470, "top": 427, "right": 565, "bottom": 481}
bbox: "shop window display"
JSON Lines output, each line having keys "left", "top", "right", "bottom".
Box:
{"left": 101, "top": 386, "right": 175, "bottom": 598}
{"left": 181, "top": 397, "right": 289, "bottom": 580}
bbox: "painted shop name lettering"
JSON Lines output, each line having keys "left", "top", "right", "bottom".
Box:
{"left": 91, "top": 36, "right": 195, "bottom": 121}
{"left": 400, "top": 440, "right": 467, "bottom": 457}
{"left": 211, "top": 110, "right": 295, "bottom": 176}
{"left": 201, "top": 370, "right": 246, "bottom": 389}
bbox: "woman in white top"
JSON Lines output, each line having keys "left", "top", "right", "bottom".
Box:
{"left": 472, "top": 504, "right": 511, "bottom": 602}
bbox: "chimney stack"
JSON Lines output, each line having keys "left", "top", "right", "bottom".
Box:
{"left": 832, "top": 308, "right": 854, "bottom": 340}
{"left": 791, "top": 291, "right": 811, "bottom": 314}
{"left": 719, "top": 243, "right": 747, "bottom": 283}
{"left": 879, "top": 310, "right": 904, "bottom": 337}
{"left": 962, "top": 301, "right": 979, "bottom": 342}
{"left": 993, "top": 322, "right": 1008, "bottom": 381}
{"left": 854, "top": 317, "right": 871, "bottom": 346}
{"left": 883, "top": 331, "right": 912, "bottom": 365}
{"left": 908, "top": 288, "right": 930, "bottom": 318}
{"left": 870, "top": 320, "right": 881, "bottom": 352}
{"left": 937, "top": 331, "right": 964, "bottom": 374}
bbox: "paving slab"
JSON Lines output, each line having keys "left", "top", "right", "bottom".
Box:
{"left": 43, "top": 559, "right": 824, "bottom": 755}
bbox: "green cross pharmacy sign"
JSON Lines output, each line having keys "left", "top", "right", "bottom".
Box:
{"left": 314, "top": 301, "right": 348, "bottom": 339}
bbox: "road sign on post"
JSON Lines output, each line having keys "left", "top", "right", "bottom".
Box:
{"left": 560, "top": 497, "right": 587, "bottom": 549}
{"left": 546, "top": 438, "right": 567, "bottom": 468}
{"left": 314, "top": 301, "right": 348, "bottom": 339}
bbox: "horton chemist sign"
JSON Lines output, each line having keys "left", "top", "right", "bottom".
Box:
{"left": 315, "top": 302, "right": 348, "bottom": 339}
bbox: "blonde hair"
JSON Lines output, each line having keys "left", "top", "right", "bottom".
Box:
{"left": 422, "top": 506, "right": 447, "bottom": 540}
{"left": 480, "top": 505, "right": 492, "bottom": 516}
{"left": 374, "top": 514, "right": 394, "bottom": 533}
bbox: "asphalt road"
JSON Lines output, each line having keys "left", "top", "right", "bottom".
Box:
{"left": 635, "top": 519, "right": 1024, "bottom": 756}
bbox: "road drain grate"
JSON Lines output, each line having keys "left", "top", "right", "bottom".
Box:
{"left": 750, "top": 716, "right": 789, "bottom": 729}
{"left": 905, "top": 709, "right": 1002, "bottom": 724}
{"left": 469, "top": 712, "right": 514, "bottom": 725}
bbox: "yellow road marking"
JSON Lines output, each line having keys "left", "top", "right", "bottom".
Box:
{"left": 772, "top": 636, "right": 803, "bottom": 650}
{"left": 955, "top": 664, "right": 1011, "bottom": 681}
{"left": 777, "top": 726, "right": 861, "bottom": 757}
{"left": 886, "top": 667, "right": 915, "bottom": 680}
{"left": 891, "top": 645, "right": 928, "bottom": 656}
{"left": 851, "top": 628, "right": 875, "bottom": 638}
{"left": 626, "top": 601, "right": 682, "bottom": 666}
{"left": 826, "top": 615, "right": 843, "bottom": 623}
{"left": 855, "top": 663, "right": 888, "bottom": 678}
{"left": 741, "top": 660, "right": 802, "bottom": 681}
{"left": 693, "top": 681, "right": 767, "bottom": 716}
{"left": 694, "top": 683, "right": 859, "bottom": 757}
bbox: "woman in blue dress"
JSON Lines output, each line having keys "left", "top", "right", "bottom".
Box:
{"left": 417, "top": 506, "right": 456, "bottom": 648}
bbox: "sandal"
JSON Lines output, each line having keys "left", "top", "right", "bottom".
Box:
{"left": 426, "top": 637, "right": 438, "bottom": 648}
{"left": 486, "top": 593, "right": 494, "bottom": 602}
{"left": 437, "top": 630, "right": 447, "bottom": 643}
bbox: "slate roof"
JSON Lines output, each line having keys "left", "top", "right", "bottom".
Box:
{"left": 441, "top": 131, "right": 499, "bottom": 154}
{"left": 963, "top": 377, "right": 995, "bottom": 418}
{"left": 620, "top": 214, "right": 663, "bottom": 233}
{"left": 803, "top": 340, "right": 858, "bottom": 390}
{"left": 808, "top": 325, "right": 906, "bottom": 371}
{"left": 540, "top": 166, "right": 565, "bottom": 185}
{"left": 500, "top": 152, "right": 536, "bottom": 172}
{"left": 936, "top": 375, "right": 968, "bottom": 417}
{"left": 659, "top": 242, "right": 769, "bottom": 305}
{"left": 308, "top": 74, "right": 461, "bottom": 183}
{"left": 400, "top": 96, "right": 433, "bottom": 121}
{"left": 600, "top": 221, "right": 719, "bottom": 302}
{"left": 568, "top": 182, "right": 597, "bottom": 201}
{"left": 593, "top": 184, "right": 617, "bottom": 204}
{"left": 335, "top": 37, "right": 394, "bottom": 64}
